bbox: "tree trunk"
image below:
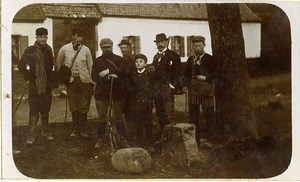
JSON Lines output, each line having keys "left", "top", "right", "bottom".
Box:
{"left": 206, "top": 4, "right": 257, "bottom": 140}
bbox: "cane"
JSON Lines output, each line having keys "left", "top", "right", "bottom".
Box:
{"left": 13, "top": 82, "right": 29, "bottom": 118}
{"left": 107, "top": 76, "right": 118, "bottom": 154}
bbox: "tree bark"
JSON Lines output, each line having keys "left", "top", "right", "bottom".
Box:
{"left": 206, "top": 4, "right": 257, "bottom": 140}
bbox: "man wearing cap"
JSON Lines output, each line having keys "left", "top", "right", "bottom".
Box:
{"left": 18, "top": 27, "right": 55, "bottom": 145}
{"left": 118, "top": 39, "right": 135, "bottom": 139}
{"left": 151, "top": 33, "right": 183, "bottom": 137}
{"left": 92, "top": 38, "right": 129, "bottom": 149}
{"left": 56, "top": 28, "right": 94, "bottom": 138}
{"left": 184, "top": 35, "right": 217, "bottom": 147}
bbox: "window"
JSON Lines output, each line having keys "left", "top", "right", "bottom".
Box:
{"left": 170, "top": 36, "right": 185, "bottom": 57}
{"left": 11, "top": 35, "right": 28, "bottom": 64}
{"left": 122, "top": 36, "right": 141, "bottom": 56}
{"left": 187, "top": 36, "right": 197, "bottom": 57}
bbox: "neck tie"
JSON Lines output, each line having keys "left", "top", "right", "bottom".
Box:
{"left": 194, "top": 56, "right": 201, "bottom": 65}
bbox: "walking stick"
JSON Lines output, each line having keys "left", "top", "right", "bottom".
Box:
{"left": 13, "top": 82, "right": 29, "bottom": 118}
{"left": 107, "top": 76, "right": 118, "bottom": 154}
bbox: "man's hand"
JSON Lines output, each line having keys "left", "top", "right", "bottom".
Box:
{"left": 148, "top": 65, "right": 155, "bottom": 72}
{"left": 194, "top": 75, "right": 206, "bottom": 81}
{"left": 108, "top": 74, "right": 118, "bottom": 79}
{"left": 99, "top": 69, "right": 109, "bottom": 77}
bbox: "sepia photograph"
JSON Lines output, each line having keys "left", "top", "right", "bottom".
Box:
{"left": 1, "top": 0, "right": 299, "bottom": 180}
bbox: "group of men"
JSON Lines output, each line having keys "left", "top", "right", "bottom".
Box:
{"left": 17, "top": 27, "right": 217, "bottom": 150}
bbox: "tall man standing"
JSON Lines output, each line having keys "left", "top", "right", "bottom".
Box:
{"left": 18, "top": 27, "right": 55, "bottom": 145}
{"left": 92, "top": 38, "right": 129, "bottom": 149}
{"left": 118, "top": 39, "right": 135, "bottom": 140}
{"left": 56, "top": 28, "right": 94, "bottom": 138}
{"left": 184, "top": 36, "right": 217, "bottom": 147}
{"left": 151, "top": 33, "right": 183, "bottom": 137}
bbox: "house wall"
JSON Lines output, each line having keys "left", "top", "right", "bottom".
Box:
{"left": 12, "top": 18, "right": 53, "bottom": 49}
{"left": 96, "top": 17, "right": 261, "bottom": 62}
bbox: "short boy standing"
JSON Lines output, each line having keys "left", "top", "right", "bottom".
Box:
{"left": 128, "top": 54, "right": 154, "bottom": 146}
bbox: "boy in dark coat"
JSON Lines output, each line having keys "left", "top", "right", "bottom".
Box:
{"left": 128, "top": 54, "right": 155, "bottom": 146}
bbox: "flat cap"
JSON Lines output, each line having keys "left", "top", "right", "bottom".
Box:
{"left": 100, "top": 38, "right": 113, "bottom": 47}
{"left": 72, "top": 28, "right": 84, "bottom": 36}
{"left": 118, "top": 39, "right": 131, "bottom": 46}
{"left": 36, "top": 27, "right": 48, "bottom": 35}
{"left": 154, "top": 33, "right": 168, "bottom": 42}
{"left": 192, "top": 36, "right": 205, "bottom": 43}
{"left": 135, "top": 54, "right": 148, "bottom": 63}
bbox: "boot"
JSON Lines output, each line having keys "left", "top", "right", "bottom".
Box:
{"left": 95, "top": 122, "right": 106, "bottom": 149}
{"left": 26, "top": 113, "right": 39, "bottom": 145}
{"left": 79, "top": 112, "right": 89, "bottom": 138}
{"left": 116, "top": 122, "right": 130, "bottom": 148}
{"left": 41, "top": 112, "right": 54, "bottom": 140}
{"left": 70, "top": 111, "right": 80, "bottom": 137}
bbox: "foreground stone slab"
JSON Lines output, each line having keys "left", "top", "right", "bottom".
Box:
{"left": 161, "top": 123, "right": 200, "bottom": 167}
{"left": 111, "top": 147, "right": 152, "bottom": 173}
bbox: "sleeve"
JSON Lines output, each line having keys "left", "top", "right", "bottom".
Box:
{"left": 55, "top": 46, "right": 65, "bottom": 71}
{"left": 91, "top": 59, "right": 101, "bottom": 82}
{"left": 184, "top": 57, "right": 193, "bottom": 86}
{"left": 205, "top": 55, "right": 217, "bottom": 82}
{"left": 86, "top": 48, "right": 93, "bottom": 76}
{"left": 170, "top": 52, "right": 184, "bottom": 90}
{"left": 17, "top": 48, "right": 30, "bottom": 81}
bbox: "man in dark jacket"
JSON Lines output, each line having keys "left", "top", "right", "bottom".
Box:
{"left": 92, "top": 38, "right": 129, "bottom": 149}
{"left": 151, "top": 33, "right": 183, "bottom": 138}
{"left": 184, "top": 36, "right": 217, "bottom": 147}
{"left": 17, "top": 27, "right": 55, "bottom": 145}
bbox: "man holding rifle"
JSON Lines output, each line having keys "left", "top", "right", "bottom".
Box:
{"left": 92, "top": 38, "right": 129, "bottom": 149}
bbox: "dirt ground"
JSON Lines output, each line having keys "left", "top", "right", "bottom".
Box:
{"left": 11, "top": 69, "right": 292, "bottom": 179}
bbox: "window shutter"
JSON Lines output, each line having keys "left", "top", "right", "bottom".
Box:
{"left": 170, "top": 36, "right": 175, "bottom": 51}
{"left": 135, "top": 36, "right": 140, "bottom": 55}
{"left": 20, "top": 36, "right": 29, "bottom": 58}
{"left": 180, "top": 36, "right": 185, "bottom": 57}
{"left": 187, "top": 36, "right": 191, "bottom": 57}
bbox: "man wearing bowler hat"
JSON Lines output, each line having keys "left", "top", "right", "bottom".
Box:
{"left": 18, "top": 27, "right": 55, "bottom": 145}
{"left": 92, "top": 38, "right": 129, "bottom": 149}
{"left": 56, "top": 28, "right": 94, "bottom": 138}
{"left": 184, "top": 35, "right": 217, "bottom": 147}
{"left": 151, "top": 33, "right": 183, "bottom": 139}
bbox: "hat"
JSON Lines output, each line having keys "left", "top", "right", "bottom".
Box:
{"left": 192, "top": 36, "right": 205, "bottom": 43}
{"left": 72, "top": 28, "right": 84, "bottom": 36}
{"left": 118, "top": 39, "right": 131, "bottom": 46}
{"left": 135, "top": 54, "right": 148, "bottom": 63}
{"left": 154, "top": 33, "right": 168, "bottom": 42}
{"left": 100, "top": 38, "right": 113, "bottom": 47}
{"left": 36, "top": 27, "right": 48, "bottom": 35}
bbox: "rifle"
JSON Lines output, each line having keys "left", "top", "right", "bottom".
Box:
{"left": 107, "top": 77, "right": 118, "bottom": 154}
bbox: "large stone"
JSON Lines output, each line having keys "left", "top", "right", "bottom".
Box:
{"left": 161, "top": 123, "right": 200, "bottom": 167}
{"left": 111, "top": 147, "right": 152, "bottom": 173}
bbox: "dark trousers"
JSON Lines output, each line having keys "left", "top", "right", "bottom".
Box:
{"left": 188, "top": 96, "right": 215, "bottom": 146}
{"left": 131, "top": 108, "right": 153, "bottom": 143}
{"left": 153, "top": 83, "right": 174, "bottom": 132}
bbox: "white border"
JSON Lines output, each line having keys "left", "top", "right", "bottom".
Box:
{"left": 1, "top": 0, "right": 300, "bottom": 180}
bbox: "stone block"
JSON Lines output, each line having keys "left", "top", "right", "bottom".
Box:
{"left": 161, "top": 123, "right": 200, "bottom": 167}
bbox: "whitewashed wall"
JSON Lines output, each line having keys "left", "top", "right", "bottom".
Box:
{"left": 12, "top": 18, "right": 53, "bottom": 48}
{"left": 97, "top": 17, "right": 261, "bottom": 62}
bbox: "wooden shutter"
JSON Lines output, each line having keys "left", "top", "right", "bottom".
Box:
{"left": 180, "top": 36, "right": 185, "bottom": 57}
{"left": 20, "top": 36, "right": 29, "bottom": 58}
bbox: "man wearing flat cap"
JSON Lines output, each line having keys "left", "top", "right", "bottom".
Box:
{"left": 118, "top": 39, "right": 136, "bottom": 140}
{"left": 18, "top": 27, "right": 55, "bottom": 145}
{"left": 151, "top": 33, "right": 183, "bottom": 138}
{"left": 92, "top": 38, "right": 129, "bottom": 149}
{"left": 56, "top": 28, "right": 94, "bottom": 138}
{"left": 184, "top": 35, "right": 217, "bottom": 147}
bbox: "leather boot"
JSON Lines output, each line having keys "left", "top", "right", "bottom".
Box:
{"left": 26, "top": 113, "right": 39, "bottom": 145}
{"left": 79, "top": 112, "right": 89, "bottom": 138}
{"left": 70, "top": 111, "right": 80, "bottom": 137}
{"left": 95, "top": 122, "right": 106, "bottom": 149}
{"left": 41, "top": 112, "right": 54, "bottom": 140}
{"left": 116, "top": 122, "right": 130, "bottom": 148}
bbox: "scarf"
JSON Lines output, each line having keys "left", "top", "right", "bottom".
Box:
{"left": 34, "top": 41, "right": 47, "bottom": 94}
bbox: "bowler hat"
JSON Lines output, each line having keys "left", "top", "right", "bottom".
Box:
{"left": 36, "top": 27, "right": 48, "bottom": 35}
{"left": 72, "top": 28, "right": 84, "bottom": 36}
{"left": 135, "top": 54, "right": 148, "bottom": 63}
{"left": 154, "top": 33, "right": 168, "bottom": 42}
{"left": 118, "top": 39, "right": 131, "bottom": 46}
{"left": 100, "top": 38, "right": 113, "bottom": 47}
{"left": 192, "top": 36, "right": 205, "bottom": 43}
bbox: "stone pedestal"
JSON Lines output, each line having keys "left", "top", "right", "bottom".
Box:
{"left": 161, "top": 123, "right": 200, "bottom": 167}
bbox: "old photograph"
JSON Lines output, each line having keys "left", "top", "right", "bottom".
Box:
{"left": 2, "top": 1, "right": 298, "bottom": 180}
